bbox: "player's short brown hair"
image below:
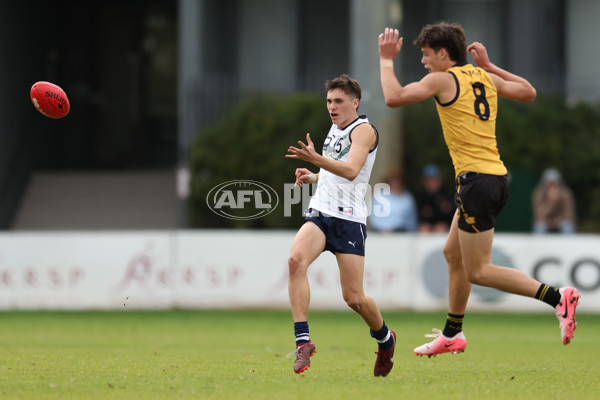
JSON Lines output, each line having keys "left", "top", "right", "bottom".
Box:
{"left": 413, "top": 22, "right": 467, "bottom": 64}
{"left": 325, "top": 74, "right": 362, "bottom": 101}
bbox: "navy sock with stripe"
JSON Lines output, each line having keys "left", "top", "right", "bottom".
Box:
{"left": 370, "top": 321, "right": 393, "bottom": 350}
{"left": 294, "top": 321, "right": 310, "bottom": 345}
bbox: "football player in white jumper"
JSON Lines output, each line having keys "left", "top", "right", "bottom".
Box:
{"left": 285, "top": 74, "right": 396, "bottom": 377}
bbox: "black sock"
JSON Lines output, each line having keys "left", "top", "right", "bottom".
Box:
{"left": 294, "top": 321, "right": 309, "bottom": 345}
{"left": 442, "top": 313, "right": 464, "bottom": 338}
{"left": 370, "top": 321, "right": 393, "bottom": 350}
{"left": 535, "top": 283, "right": 561, "bottom": 308}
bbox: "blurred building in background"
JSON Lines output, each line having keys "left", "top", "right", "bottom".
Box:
{"left": 0, "top": 0, "right": 597, "bottom": 230}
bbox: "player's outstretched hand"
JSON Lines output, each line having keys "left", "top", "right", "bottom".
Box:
{"left": 467, "top": 41, "right": 492, "bottom": 70}
{"left": 286, "top": 133, "right": 318, "bottom": 164}
{"left": 293, "top": 168, "right": 315, "bottom": 187}
{"left": 378, "top": 27, "right": 403, "bottom": 60}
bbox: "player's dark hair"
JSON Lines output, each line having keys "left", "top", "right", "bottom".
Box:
{"left": 413, "top": 21, "right": 467, "bottom": 64}
{"left": 325, "top": 74, "right": 362, "bottom": 101}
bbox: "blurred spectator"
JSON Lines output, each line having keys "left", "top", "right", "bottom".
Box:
{"left": 416, "top": 164, "right": 455, "bottom": 233}
{"left": 532, "top": 168, "right": 576, "bottom": 234}
{"left": 370, "top": 169, "right": 418, "bottom": 232}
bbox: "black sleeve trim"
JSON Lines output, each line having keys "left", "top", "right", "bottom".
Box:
{"left": 434, "top": 71, "right": 460, "bottom": 107}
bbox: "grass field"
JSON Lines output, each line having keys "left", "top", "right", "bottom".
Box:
{"left": 0, "top": 310, "right": 598, "bottom": 400}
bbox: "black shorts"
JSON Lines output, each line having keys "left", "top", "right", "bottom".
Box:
{"left": 455, "top": 172, "right": 508, "bottom": 233}
{"left": 304, "top": 208, "right": 367, "bottom": 256}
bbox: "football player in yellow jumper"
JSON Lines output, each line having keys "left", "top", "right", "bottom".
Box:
{"left": 378, "top": 22, "right": 579, "bottom": 357}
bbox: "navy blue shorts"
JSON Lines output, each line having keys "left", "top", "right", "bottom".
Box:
{"left": 455, "top": 172, "right": 508, "bottom": 233}
{"left": 304, "top": 208, "right": 367, "bottom": 256}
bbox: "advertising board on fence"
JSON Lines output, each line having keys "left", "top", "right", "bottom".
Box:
{"left": 0, "top": 231, "right": 598, "bottom": 312}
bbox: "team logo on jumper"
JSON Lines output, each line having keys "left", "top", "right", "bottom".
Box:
{"left": 207, "top": 180, "right": 279, "bottom": 220}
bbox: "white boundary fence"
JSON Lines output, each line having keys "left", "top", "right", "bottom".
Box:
{"left": 0, "top": 231, "right": 598, "bottom": 312}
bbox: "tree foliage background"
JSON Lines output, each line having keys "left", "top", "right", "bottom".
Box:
{"left": 187, "top": 93, "right": 330, "bottom": 229}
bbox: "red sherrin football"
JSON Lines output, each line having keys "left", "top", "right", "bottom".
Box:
{"left": 30, "top": 81, "right": 70, "bottom": 119}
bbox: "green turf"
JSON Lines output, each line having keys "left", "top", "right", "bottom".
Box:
{"left": 0, "top": 310, "right": 598, "bottom": 399}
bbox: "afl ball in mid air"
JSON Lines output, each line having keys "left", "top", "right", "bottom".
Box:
{"left": 30, "top": 81, "right": 70, "bottom": 118}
